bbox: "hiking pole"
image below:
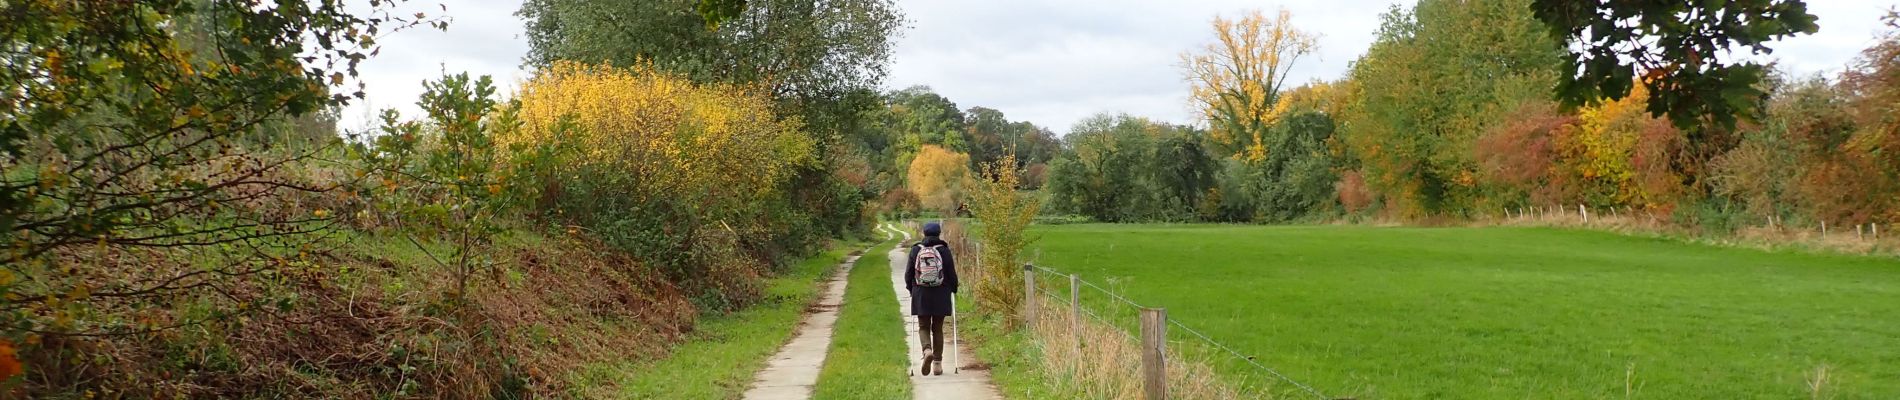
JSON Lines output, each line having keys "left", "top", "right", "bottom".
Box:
{"left": 952, "top": 294, "right": 960, "bottom": 374}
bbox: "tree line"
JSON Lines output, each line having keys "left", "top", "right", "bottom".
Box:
{"left": 886, "top": 0, "right": 1892, "bottom": 232}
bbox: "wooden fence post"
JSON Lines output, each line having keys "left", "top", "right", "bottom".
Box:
{"left": 1023, "top": 263, "right": 1037, "bottom": 329}
{"left": 1141, "top": 308, "right": 1169, "bottom": 400}
{"left": 1070, "top": 274, "right": 1081, "bottom": 355}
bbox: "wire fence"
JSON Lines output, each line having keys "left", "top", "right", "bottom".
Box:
{"left": 1029, "top": 279, "right": 1138, "bottom": 341}
{"left": 1024, "top": 264, "right": 1337, "bottom": 400}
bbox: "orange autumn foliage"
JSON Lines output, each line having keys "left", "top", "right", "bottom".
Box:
{"left": 0, "top": 339, "right": 19, "bottom": 381}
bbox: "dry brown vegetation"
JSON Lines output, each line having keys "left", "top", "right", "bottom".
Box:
{"left": 19, "top": 219, "right": 702, "bottom": 399}
{"left": 1016, "top": 292, "right": 1251, "bottom": 400}
{"left": 1483, "top": 205, "right": 1900, "bottom": 257}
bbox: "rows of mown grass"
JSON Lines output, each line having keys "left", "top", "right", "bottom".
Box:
{"left": 1026, "top": 224, "right": 1900, "bottom": 399}
{"left": 811, "top": 238, "right": 912, "bottom": 399}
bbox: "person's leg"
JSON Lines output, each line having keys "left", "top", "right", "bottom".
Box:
{"left": 918, "top": 315, "right": 936, "bottom": 375}
{"left": 928, "top": 316, "right": 946, "bottom": 374}
{"left": 917, "top": 316, "right": 931, "bottom": 351}
{"left": 926, "top": 316, "right": 946, "bottom": 359}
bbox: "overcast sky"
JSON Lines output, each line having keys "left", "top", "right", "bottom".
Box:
{"left": 339, "top": 0, "right": 1896, "bottom": 135}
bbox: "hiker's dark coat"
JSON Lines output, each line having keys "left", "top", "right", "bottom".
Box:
{"left": 906, "top": 237, "right": 959, "bottom": 316}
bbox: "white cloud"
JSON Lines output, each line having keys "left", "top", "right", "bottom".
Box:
{"left": 1761, "top": 1, "right": 1892, "bottom": 77}
{"left": 342, "top": 0, "right": 1893, "bottom": 135}
{"left": 338, "top": 0, "right": 532, "bottom": 133}
{"left": 885, "top": 0, "right": 1404, "bottom": 133}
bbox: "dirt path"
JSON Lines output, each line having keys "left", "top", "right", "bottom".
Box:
{"left": 888, "top": 227, "right": 1003, "bottom": 400}
{"left": 739, "top": 241, "right": 870, "bottom": 399}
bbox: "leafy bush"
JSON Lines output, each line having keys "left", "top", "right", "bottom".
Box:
{"left": 508, "top": 61, "right": 819, "bottom": 310}
{"left": 354, "top": 73, "right": 522, "bottom": 302}
{"left": 1474, "top": 101, "right": 1576, "bottom": 209}
{"left": 967, "top": 156, "right": 1042, "bottom": 318}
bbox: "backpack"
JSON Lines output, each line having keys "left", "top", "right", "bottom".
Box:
{"left": 915, "top": 244, "right": 946, "bottom": 287}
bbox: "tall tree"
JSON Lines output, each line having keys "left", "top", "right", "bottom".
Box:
{"left": 885, "top": 86, "right": 968, "bottom": 159}
{"left": 1182, "top": 8, "right": 1317, "bottom": 161}
{"left": 1153, "top": 130, "right": 1219, "bottom": 216}
{"left": 965, "top": 106, "right": 1010, "bottom": 167}
{"left": 1011, "top": 122, "right": 1061, "bottom": 165}
{"left": 519, "top": 0, "right": 901, "bottom": 104}
{"left": 907, "top": 145, "right": 972, "bottom": 214}
{"left": 1342, "top": 0, "right": 1565, "bottom": 217}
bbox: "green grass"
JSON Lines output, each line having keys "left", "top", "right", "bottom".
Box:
{"left": 571, "top": 241, "right": 864, "bottom": 399}
{"left": 1027, "top": 224, "right": 1900, "bottom": 399}
{"left": 811, "top": 238, "right": 913, "bottom": 399}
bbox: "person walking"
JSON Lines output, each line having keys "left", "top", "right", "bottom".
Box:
{"left": 907, "top": 221, "right": 959, "bottom": 376}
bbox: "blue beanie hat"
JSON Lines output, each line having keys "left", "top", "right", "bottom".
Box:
{"left": 922, "top": 222, "right": 943, "bottom": 237}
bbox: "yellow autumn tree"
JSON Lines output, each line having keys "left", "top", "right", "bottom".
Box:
{"left": 965, "top": 155, "right": 1040, "bottom": 320}
{"left": 1182, "top": 8, "right": 1318, "bottom": 162}
{"left": 1567, "top": 83, "right": 1682, "bottom": 208}
{"left": 907, "top": 145, "right": 973, "bottom": 214}
{"left": 509, "top": 61, "right": 815, "bottom": 210}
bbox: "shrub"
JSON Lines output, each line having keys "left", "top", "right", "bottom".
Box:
{"left": 354, "top": 73, "right": 521, "bottom": 302}
{"left": 1475, "top": 101, "right": 1576, "bottom": 208}
{"left": 509, "top": 61, "right": 818, "bottom": 309}
{"left": 1336, "top": 169, "right": 1375, "bottom": 214}
{"left": 967, "top": 155, "right": 1041, "bottom": 321}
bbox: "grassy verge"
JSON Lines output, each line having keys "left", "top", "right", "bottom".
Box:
{"left": 938, "top": 221, "right": 1071, "bottom": 400}
{"left": 1027, "top": 223, "right": 1900, "bottom": 399}
{"left": 964, "top": 279, "right": 1238, "bottom": 400}
{"left": 570, "top": 241, "right": 865, "bottom": 399}
{"left": 811, "top": 238, "right": 911, "bottom": 399}
{"left": 965, "top": 313, "right": 1070, "bottom": 400}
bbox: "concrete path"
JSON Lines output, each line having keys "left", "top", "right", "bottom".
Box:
{"left": 740, "top": 246, "right": 864, "bottom": 400}
{"left": 741, "top": 223, "right": 999, "bottom": 400}
{"left": 888, "top": 227, "right": 1003, "bottom": 400}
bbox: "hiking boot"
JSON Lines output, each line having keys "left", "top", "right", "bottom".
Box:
{"left": 920, "top": 354, "right": 934, "bottom": 375}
